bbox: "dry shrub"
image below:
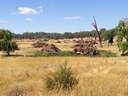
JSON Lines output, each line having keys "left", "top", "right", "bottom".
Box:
{"left": 44, "top": 61, "right": 79, "bottom": 91}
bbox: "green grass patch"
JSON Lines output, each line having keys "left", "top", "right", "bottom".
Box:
{"left": 28, "top": 50, "right": 116, "bottom": 57}
{"left": 29, "top": 50, "right": 77, "bottom": 57}
{"left": 99, "top": 50, "right": 116, "bottom": 57}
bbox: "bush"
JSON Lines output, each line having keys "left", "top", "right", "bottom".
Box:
{"left": 118, "top": 41, "right": 128, "bottom": 55}
{"left": 99, "top": 50, "right": 116, "bottom": 57}
{"left": 44, "top": 61, "right": 78, "bottom": 91}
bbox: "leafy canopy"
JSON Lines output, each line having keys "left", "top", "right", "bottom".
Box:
{"left": 116, "top": 19, "right": 128, "bottom": 55}
{"left": 0, "top": 29, "right": 18, "bottom": 56}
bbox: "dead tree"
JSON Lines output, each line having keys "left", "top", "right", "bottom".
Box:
{"left": 92, "top": 16, "right": 103, "bottom": 47}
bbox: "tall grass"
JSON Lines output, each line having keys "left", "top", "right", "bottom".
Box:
{"left": 1, "top": 57, "right": 128, "bottom": 96}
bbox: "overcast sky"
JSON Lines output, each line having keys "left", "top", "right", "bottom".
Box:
{"left": 0, "top": 0, "right": 128, "bottom": 33}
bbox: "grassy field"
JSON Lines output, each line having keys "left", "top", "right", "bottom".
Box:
{"left": 0, "top": 39, "right": 128, "bottom": 96}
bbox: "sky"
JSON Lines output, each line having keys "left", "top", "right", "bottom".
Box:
{"left": 0, "top": 0, "right": 128, "bottom": 34}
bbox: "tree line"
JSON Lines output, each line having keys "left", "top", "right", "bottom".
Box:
{"left": 13, "top": 29, "right": 115, "bottom": 40}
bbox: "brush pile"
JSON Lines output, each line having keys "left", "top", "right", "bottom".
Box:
{"left": 32, "top": 41, "right": 49, "bottom": 48}
{"left": 74, "top": 40, "right": 97, "bottom": 44}
{"left": 32, "top": 40, "right": 61, "bottom": 52}
{"left": 41, "top": 44, "right": 61, "bottom": 52}
{"left": 74, "top": 40, "right": 98, "bottom": 56}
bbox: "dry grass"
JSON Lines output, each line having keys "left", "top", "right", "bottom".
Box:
{"left": 0, "top": 57, "right": 128, "bottom": 96}
{"left": 0, "top": 39, "right": 128, "bottom": 96}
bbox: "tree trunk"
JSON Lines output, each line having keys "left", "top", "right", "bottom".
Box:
{"left": 107, "top": 41, "right": 109, "bottom": 47}
{"left": 92, "top": 16, "right": 103, "bottom": 47}
{"left": 94, "top": 34, "right": 97, "bottom": 41}
{"left": 7, "top": 52, "right": 10, "bottom": 56}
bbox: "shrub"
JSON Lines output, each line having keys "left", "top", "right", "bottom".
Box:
{"left": 118, "top": 41, "right": 128, "bottom": 55}
{"left": 44, "top": 61, "right": 78, "bottom": 91}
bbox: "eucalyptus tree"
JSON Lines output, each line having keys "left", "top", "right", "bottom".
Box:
{"left": 0, "top": 29, "right": 18, "bottom": 56}
{"left": 116, "top": 19, "right": 128, "bottom": 55}
{"left": 101, "top": 28, "right": 115, "bottom": 46}
{"left": 92, "top": 16, "right": 103, "bottom": 47}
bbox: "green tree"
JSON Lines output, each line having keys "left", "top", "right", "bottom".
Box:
{"left": 101, "top": 28, "right": 115, "bottom": 45}
{"left": 116, "top": 19, "right": 128, "bottom": 55}
{"left": 0, "top": 29, "right": 18, "bottom": 56}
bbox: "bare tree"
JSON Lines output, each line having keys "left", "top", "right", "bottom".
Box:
{"left": 92, "top": 16, "right": 103, "bottom": 47}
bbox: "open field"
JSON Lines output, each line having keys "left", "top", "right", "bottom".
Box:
{"left": 0, "top": 38, "right": 120, "bottom": 56}
{"left": 1, "top": 0, "right": 128, "bottom": 95}
{"left": 1, "top": 57, "right": 128, "bottom": 96}
{"left": 0, "top": 39, "right": 128, "bottom": 96}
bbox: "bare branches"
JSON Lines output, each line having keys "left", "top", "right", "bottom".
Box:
{"left": 92, "top": 16, "right": 103, "bottom": 47}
